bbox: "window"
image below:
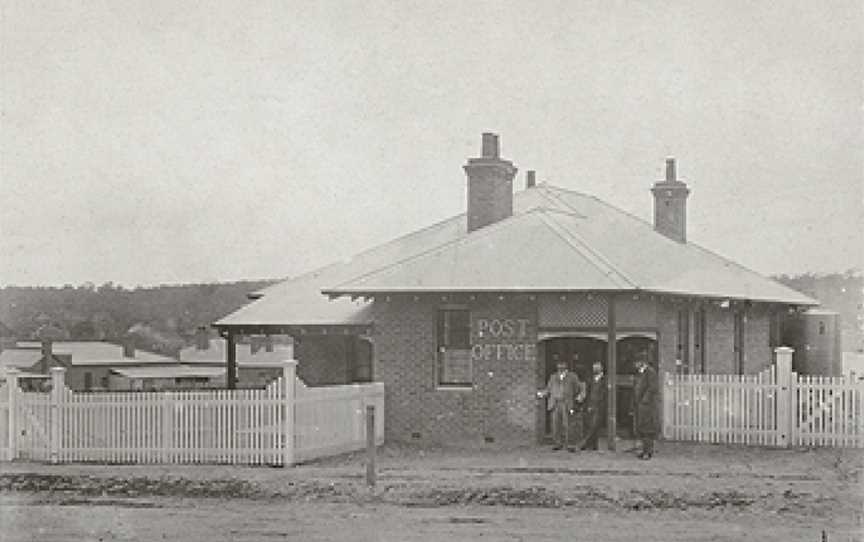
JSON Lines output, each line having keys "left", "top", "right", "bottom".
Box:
{"left": 437, "top": 308, "right": 472, "bottom": 386}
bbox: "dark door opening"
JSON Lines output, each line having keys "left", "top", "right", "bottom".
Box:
{"left": 540, "top": 336, "right": 657, "bottom": 439}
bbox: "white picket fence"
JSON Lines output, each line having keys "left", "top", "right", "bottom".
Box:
{"left": 663, "top": 347, "right": 864, "bottom": 448}
{"left": 0, "top": 360, "right": 385, "bottom": 465}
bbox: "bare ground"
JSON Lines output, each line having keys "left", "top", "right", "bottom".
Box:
{"left": 0, "top": 441, "right": 861, "bottom": 541}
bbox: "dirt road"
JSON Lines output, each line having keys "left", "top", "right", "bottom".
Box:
{"left": 1, "top": 442, "right": 861, "bottom": 541}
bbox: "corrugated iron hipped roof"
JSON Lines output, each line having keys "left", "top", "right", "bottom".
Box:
{"left": 217, "top": 183, "right": 816, "bottom": 328}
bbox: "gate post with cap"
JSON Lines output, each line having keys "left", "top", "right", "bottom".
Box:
{"left": 49, "top": 367, "right": 66, "bottom": 464}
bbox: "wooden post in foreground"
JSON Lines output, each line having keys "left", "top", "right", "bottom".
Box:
{"left": 774, "top": 346, "right": 794, "bottom": 447}
{"left": 366, "top": 405, "right": 376, "bottom": 487}
{"left": 282, "top": 359, "right": 297, "bottom": 467}
{"left": 50, "top": 367, "right": 66, "bottom": 464}
{"left": 6, "top": 369, "right": 19, "bottom": 461}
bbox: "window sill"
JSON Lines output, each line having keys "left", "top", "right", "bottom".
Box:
{"left": 436, "top": 385, "right": 474, "bottom": 392}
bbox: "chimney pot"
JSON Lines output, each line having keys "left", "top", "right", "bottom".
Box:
{"left": 665, "top": 157, "right": 676, "bottom": 182}
{"left": 481, "top": 132, "right": 499, "bottom": 158}
{"left": 526, "top": 170, "right": 536, "bottom": 188}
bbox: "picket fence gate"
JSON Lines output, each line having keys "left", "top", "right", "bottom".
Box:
{"left": 663, "top": 347, "right": 864, "bottom": 448}
{"left": 0, "top": 360, "right": 385, "bottom": 465}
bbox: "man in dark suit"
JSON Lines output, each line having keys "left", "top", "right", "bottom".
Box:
{"left": 633, "top": 354, "right": 659, "bottom": 459}
{"left": 580, "top": 360, "right": 606, "bottom": 450}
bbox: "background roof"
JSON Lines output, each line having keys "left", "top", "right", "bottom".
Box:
{"left": 179, "top": 338, "right": 293, "bottom": 365}
{"left": 14, "top": 341, "right": 175, "bottom": 366}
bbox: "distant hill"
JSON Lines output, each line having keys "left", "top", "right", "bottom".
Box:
{"left": 773, "top": 270, "right": 863, "bottom": 351}
{"left": 0, "top": 280, "right": 278, "bottom": 352}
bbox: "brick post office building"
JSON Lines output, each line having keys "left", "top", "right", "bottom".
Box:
{"left": 215, "top": 133, "right": 815, "bottom": 447}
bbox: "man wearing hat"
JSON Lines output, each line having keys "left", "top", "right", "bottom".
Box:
{"left": 540, "top": 354, "right": 585, "bottom": 451}
{"left": 633, "top": 353, "right": 659, "bottom": 459}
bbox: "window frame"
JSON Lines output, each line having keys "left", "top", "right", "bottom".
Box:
{"left": 436, "top": 306, "right": 473, "bottom": 389}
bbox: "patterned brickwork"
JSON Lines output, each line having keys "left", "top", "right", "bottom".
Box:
{"left": 538, "top": 294, "right": 608, "bottom": 327}
{"left": 372, "top": 295, "right": 539, "bottom": 445}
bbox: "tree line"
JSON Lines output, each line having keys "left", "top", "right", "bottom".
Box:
{"left": 0, "top": 280, "right": 276, "bottom": 355}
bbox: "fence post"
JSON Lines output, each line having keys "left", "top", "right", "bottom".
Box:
{"left": 774, "top": 347, "right": 794, "bottom": 448}
{"left": 161, "top": 391, "right": 173, "bottom": 463}
{"left": 366, "top": 405, "right": 376, "bottom": 487}
{"left": 282, "top": 359, "right": 297, "bottom": 467}
{"left": 49, "top": 367, "right": 66, "bottom": 464}
{"left": 6, "top": 369, "right": 20, "bottom": 461}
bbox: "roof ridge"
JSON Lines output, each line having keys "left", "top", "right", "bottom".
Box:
{"left": 324, "top": 209, "right": 550, "bottom": 292}
{"left": 536, "top": 210, "right": 638, "bottom": 289}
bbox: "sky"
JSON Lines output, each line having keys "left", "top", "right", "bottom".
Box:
{"left": 1, "top": 0, "right": 862, "bottom": 287}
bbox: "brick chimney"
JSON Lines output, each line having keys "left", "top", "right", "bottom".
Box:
{"left": 122, "top": 337, "right": 135, "bottom": 358}
{"left": 463, "top": 133, "right": 518, "bottom": 232}
{"left": 651, "top": 157, "right": 690, "bottom": 243}
{"left": 195, "top": 326, "right": 210, "bottom": 350}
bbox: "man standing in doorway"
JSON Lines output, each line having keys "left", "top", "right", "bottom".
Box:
{"left": 541, "top": 355, "right": 584, "bottom": 451}
{"left": 580, "top": 360, "right": 606, "bottom": 450}
{"left": 633, "top": 353, "right": 659, "bottom": 459}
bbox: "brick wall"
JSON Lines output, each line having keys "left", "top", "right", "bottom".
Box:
{"left": 372, "top": 294, "right": 539, "bottom": 446}
{"left": 656, "top": 300, "right": 772, "bottom": 375}
{"left": 706, "top": 304, "right": 735, "bottom": 373}
{"left": 742, "top": 304, "right": 772, "bottom": 373}
{"left": 656, "top": 300, "right": 678, "bottom": 377}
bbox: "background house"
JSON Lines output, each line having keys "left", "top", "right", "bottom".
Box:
{"left": 0, "top": 340, "right": 176, "bottom": 391}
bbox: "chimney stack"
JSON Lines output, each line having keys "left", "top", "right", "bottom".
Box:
{"left": 195, "top": 326, "right": 210, "bottom": 351}
{"left": 526, "top": 170, "right": 536, "bottom": 189}
{"left": 650, "top": 157, "right": 690, "bottom": 243}
{"left": 122, "top": 337, "right": 135, "bottom": 358}
{"left": 463, "top": 132, "right": 518, "bottom": 232}
{"left": 41, "top": 339, "right": 52, "bottom": 359}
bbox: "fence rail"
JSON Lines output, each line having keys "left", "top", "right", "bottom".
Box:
{"left": 663, "top": 347, "right": 864, "bottom": 448}
{"left": 0, "top": 360, "right": 385, "bottom": 466}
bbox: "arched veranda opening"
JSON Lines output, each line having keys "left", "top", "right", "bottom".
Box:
{"left": 538, "top": 333, "right": 657, "bottom": 439}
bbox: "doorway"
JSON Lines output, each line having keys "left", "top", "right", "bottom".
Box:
{"left": 540, "top": 335, "right": 657, "bottom": 438}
